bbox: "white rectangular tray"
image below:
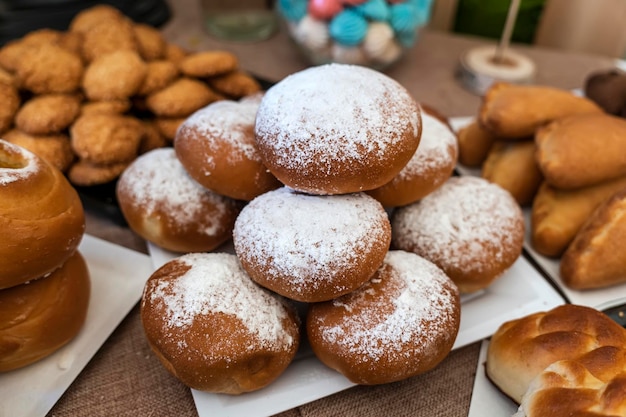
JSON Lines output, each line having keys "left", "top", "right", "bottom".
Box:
{"left": 0, "top": 234, "right": 154, "bottom": 417}
{"left": 148, "top": 238, "right": 565, "bottom": 417}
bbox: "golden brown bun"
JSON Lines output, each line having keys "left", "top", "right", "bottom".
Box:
{"left": 517, "top": 349, "right": 626, "bottom": 417}
{"left": 456, "top": 120, "right": 497, "bottom": 167}
{"left": 175, "top": 98, "right": 281, "bottom": 202}
{"left": 233, "top": 188, "right": 391, "bottom": 302}
{"left": 254, "top": 64, "right": 421, "bottom": 195}
{"left": 116, "top": 148, "right": 243, "bottom": 253}
{"left": 307, "top": 251, "right": 460, "bottom": 385}
{"left": 486, "top": 304, "right": 626, "bottom": 404}
{"left": 530, "top": 176, "right": 626, "bottom": 257}
{"left": 366, "top": 107, "right": 458, "bottom": 207}
{"left": 392, "top": 176, "right": 525, "bottom": 293}
{"left": 140, "top": 253, "right": 300, "bottom": 394}
{"left": 0, "top": 251, "right": 91, "bottom": 372}
{"left": 479, "top": 82, "right": 603, "bottom": 139}
{"left": 481, "top": 140, "right": 543, "bottom": 206}
{"left": 0, "top": 140, "right": 85, "bottom": 289}
{"left": 560, "top": 187, "right": 626, "bottom": 289}
{"left": 535, "top": 113, "right": 626, "bottom": 189}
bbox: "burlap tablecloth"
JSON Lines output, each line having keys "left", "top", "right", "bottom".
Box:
{"left": 46, "top": 1, "right": 616, "bottom": 416}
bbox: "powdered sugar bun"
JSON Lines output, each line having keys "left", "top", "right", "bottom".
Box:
{"left": 233, "top": 187, "right": 391, "bottom": 302}
{"left": 307, "top": 250, "right": 460, "bottom": 385}
{"left": 116, "top": 148, "right": 243, "bottom": 253}
{"left": 367, "top": 106, "right": 458, "bottom": 207}
{"left": 255, "top": 64, "right": 421, "bottom": 195}
{"left": 140, "top": 252, "right": 300, "bottom": 394}
{"left": 0, "top": 139, "right": 85, "bottom": 289}
{"left": 391, "top": 176, "right": 524, "bottom": 293}
{"left": 175, "top": 98, "right": 281, "bottom": 201}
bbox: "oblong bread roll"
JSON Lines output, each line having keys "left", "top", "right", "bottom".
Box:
{"left": 531, "top": 175, "right": 626, "bottom": 257}
{"left": 560, "top": 187, "right": 626, "bottom": 289}
{"left": 479, "top": 82, "right": 602, "bottom": 139}
{"left": 536, "top": 113, "right": 626, "bottom": 189}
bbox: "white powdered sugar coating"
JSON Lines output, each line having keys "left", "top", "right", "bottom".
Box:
{"left": 392, "top": 176, "right": 523, "bottom": 273}
{"left": 395, "top": 112, "right": 458, "bottom": 181}
{"left": 0, "top": 140, "right": 42, "bottom": 186}
{"left": 179, "top": 99, "right": 260, "bottom": 172}
{"left": 254, "top": 64, "right": 420, "bottom": 172}
{"left": 147, "top": 252, "right": 294, "bottom": 350}
{"left": 233, "top": 187, "right": 390, "bottom": 294}
{"left": 118, "top": 148, "right": 229, "bottom": 236}
{"left": 317, "top": 250, "right": 459, "bottom": 363}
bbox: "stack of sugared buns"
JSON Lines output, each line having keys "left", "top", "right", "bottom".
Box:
{"left": 457, "top": 81, "right": 626, "bottom": 291}
{"left": 486, "top": 304, "right": 626, "bottom": 416}
{"left": 0, "top": 139, "right": 89, "bottom": 372}
{"left": 0, "top": 4, "right": 262, "bottom": 188}
{"left": 132, "top": 63, "right": 527, "bottom": 394}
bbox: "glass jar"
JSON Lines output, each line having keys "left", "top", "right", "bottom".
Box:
{"left": 277, "top": 0, "right": 433, "bottom": 70}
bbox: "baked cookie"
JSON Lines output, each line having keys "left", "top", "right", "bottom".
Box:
{"left": 15, "top": 94, "right": 82, "bottom": 135}
{"left": 83, "top": 50, "right": 148, "bottom": 101}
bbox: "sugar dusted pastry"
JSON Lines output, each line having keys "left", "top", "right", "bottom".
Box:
{"left": 479, "top": 82, "right": 603, "bottom": 139}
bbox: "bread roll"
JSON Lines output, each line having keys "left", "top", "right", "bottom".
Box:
{"left": 516, "top": 348, "right": 626, "bottom": 416}
{"left": 481, "top": 140, "right": 543, "bottom": 206}
{"left": 479, "top": 82, "right": 603, "bottom": 139}
{"left": 0, "top": 139, "right": 85, "bottom": 289}
{"left": 531, "top": 176, "right": 626, "bottom": 257}
{"left": 254, "top": 64, "right": 421, "bottom": 195}
{"left": 366, "top": 106, "right": 458, "bottom": 207}
{"left": 535, "top": 113, "right": 626, "bottom": 189}
{"left": 560, "top": 187, "right": 626, "bottom": 289}
{"left": 456, "top": 120, "right": 497, "bottom": 167}
{"left": 140, "top": 253, "right": 300, "bottom": 394}
{"left": 486, "top": 304, "right": 626, "bottom": 404}
{"left": 307, "top": 250, "right": 460, "bottom": 385}
{"left": 0, "top": 251, "right": 90, "bottom": 372}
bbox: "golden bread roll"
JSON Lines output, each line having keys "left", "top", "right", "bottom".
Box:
{"left": 516, "top": 348, "right": 626, "bottom": 417}
{"left": 560, "top": 187, "right": 626, "bottom": 289}
{"left": 233, "top": 187, "right": 391, "bottom": 302}
{"left": 486, "top": 304, "right": 626, "bottom": 404}
{"left": 535, "top": 113, "right": 626, "bottom": 189}
{"left": 530, "top": 176, "right": 626, "bottom": 257}
{"left": 307, "top": 250, "right": 460, "bottom": 385}
{"left": 255, "top": 64, "right": 421, "bottom": 195}
{"left": 116, "top": 148, "right": 242, "bottom": 253}
{"left": 366, "top": 106, "right": 458, "bottom": 207}
{"left": 0, "top": 140, "right": 85, "bottom": 289}
{"left": 0, "top": 251, "right": 90, "bottom": 372}
{"left": 479, "top": 82, "right": 603, "bottom": 139}
{"left": 392, "top": 176, "right": 524, "bottom": 293}
{"left": 174, "top": 97, "right": 281, "bottom": 202}
{"left": 481, "top": 140, "right": 543, "bottom": 206}
{"left": 456, "top": 120, "right": 498, "bottom": 167}
{"left": 140, "top": 253, "right": 300, "bottom": 394}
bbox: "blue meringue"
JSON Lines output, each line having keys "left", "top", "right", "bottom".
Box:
{"left": 389, "top": 3, "right": 419, "bottom": 34}
{"left": 353, "top": 0, "right": 390, "bottom": 22}
{"left": 278, "top": 0, "right": 308, "bottom": 22}
{"left": 329, "top": 9, "right": 368, "bottom": 46}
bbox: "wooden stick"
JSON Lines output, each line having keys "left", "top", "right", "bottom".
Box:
{"left": 493, "top": 0, "right": 522, "bottom": 64}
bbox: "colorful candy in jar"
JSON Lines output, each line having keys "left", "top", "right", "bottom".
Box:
{"left": 278, "top": 0, "right": 433, "bottom": 68}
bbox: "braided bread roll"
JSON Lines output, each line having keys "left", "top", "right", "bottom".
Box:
{"left": 486, "top": 304, "right": 626, "bottom": 404}
{"left": 515, "top": 347, "right": 626, "bottom": 416}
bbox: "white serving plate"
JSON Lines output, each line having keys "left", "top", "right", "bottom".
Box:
{"left": 148, "top": 236, "right": 565, "bottom": 417}
{"left": 450, "top": 116, "right": 626, "bottom": 310}
{"left": 0, "top": 234, "right": 155, "bottom": 417}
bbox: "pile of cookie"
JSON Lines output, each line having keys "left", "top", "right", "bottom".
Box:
{"left": 457, "top": 82, "right": 626, "bottom": 291}
{"left": 0, "top": 4, "right": 261, "bottom": 187}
